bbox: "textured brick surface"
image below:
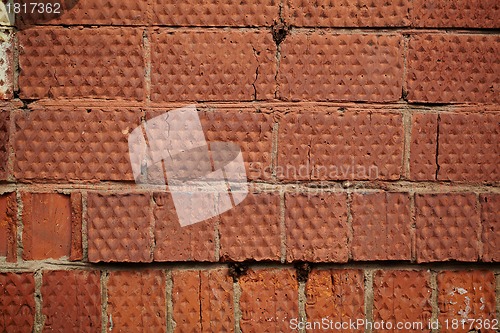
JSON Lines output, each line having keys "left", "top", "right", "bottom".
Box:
{"left": 151, "top": 30, "right": 276, "bottom": 102}
{"left": 107, "top": 270, "right": 166, "bottom": 332}
{"left": 410, "top": 113, "right": 438, "bottom": 181}
{"left": 373, "top": 270, "right": 432, "bottom": 327}
{"left": 218, "top": 192, "right": 280, "bottom": 261}
{"left": 285, "top": 192, "right": 348, "bottom": 262}
{"left": 480, "top": 194, "right": 499, "bottom": 262}
{"left": 42, "top": 270, "right": 101, "bottom": 332}
{"left": 351, "top": 192, "right": 411, "bottom": 261}
{"left": 0, "top": 192, "right": 16, "bottom": 262}
{"left": 0, "top": 273, "right": 35, "bottom": 332}
{"left": 278, "top": 111, "right": 403, "bottom": 181}
{"left": 19, "top": 27, "right": 144, "bottom": 100}
{"left": 239, "top": 269, "right": 298, "bottom": 332}
{"left": 407, "top": 34, "right": 499, "bottom": 103}
{"left": 87, "top": 193, "right": 152, "bottom": 263}
{"left": 0, "top": 29, "right": 12, "bottom": 99}
{"left": 14, "top": 106, "right": 141, "bottom": 181}
{"left": 152, "top": 0, "right": 279, "bottom": 26}
{"left": 0, "top": 109, "right": 8, "bottom": 179}
{"left": 306, "top": 269, "right": 364, "bottom": 329}
{"left": 438, "top": 271, "right": 496, "bottom": 332}
{"left": 437, "top": 113, "right": 499, "bottom": 182}
{"left": 278, "top": 33, "right": 403, "bottom": 102}
{"left": 416, "top": 194, "right": 480, "bottom": 263}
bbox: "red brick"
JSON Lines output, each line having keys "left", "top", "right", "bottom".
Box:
{"left": 172, "top": 269, "right": 234, "bottom": 332}
{"left": 416, "top": 194, "right": 480, "bottom": 263}
{"left": 151, "top": 30, "right": 276, "bottom": 102}
{"left": 42, "top": 270, "right": 101, "bottom": 332}
{"left": 407, "top": 34, "right": 499, "bottom": 103}
{"left": 70, "top": 193, "right": 83, "bottom": 261}
{"left": 239, "top": 269, "right": 298, "bottom": 332}
{"left": 107, "top": 270, "right": 166, "bottom": 332}
{"left": 373, "top": 270, "right": 432, "bottom": 329}
{"left": 218, "top": 192, "right": 280, "bottom": 261}
{"left": 278, "top": 111, "right": 403, "bottom": 181}
{"left": 0, "top": 272, "right": 35, "bottom": 332}
{"left": 0, "top": 192, "right": 16, "bottom": 262}
{"left": 278, "top": 33, "right": 403, "bottom": 102}
{"left": 412, "top": 0, "right": 500, "bottom": 28}
{"left": 437, "top": 270, "right": 496, "bottom": 333}
{"left": 305, "top": 269, "right": 364, "bottom": 331}
{"left": 0, "top": 109, "right": 8, "bottom": 179}
{"left": 351, "top": 192, "right": 411, "bottom": 261}
{"left": 22, "top": 192, "right": 81, "bottom": 261}
{"left": 410, "top": 113, "right": 438, "bottom": 181}
{"left": 87, "top": 193, "right": 152, "bottom": 263}
{"left": 480, "top": 194, "right": 499, "bottom": 262}
{"left": 438, "top": 113, "right": 499, "bottom": 182}
{"left": 19, "top": 27, "right": 144, "bottom": 100}
{"left": 285, "top": 192, "right": 349, "bottom": 262}
{"left": 0, "top": 29, "right": 13, "bottom": 100}
{"left": 285, "top": 0, "right": 411, "bottom": 27}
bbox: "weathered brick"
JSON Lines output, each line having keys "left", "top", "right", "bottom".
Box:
{"left": 407, "top": 34, "right": 499, "bottom": 103}
{"left": 0, "top": 192, "right": 16, "bottom": 262}
{"left": 42, "top": 270, "right": 101, "bottom": 332}
{"left": 351, "top": 192, "right": 411, "bottom": 261}
{"left": 239, "top": 269, "right": 298, "bottom": 332}
{"left": 480, "top": 194, "right": 499, "bottom": 262}
{"left": 0, "top": 29, "right": 12, "bottom": 99}
{"left": 285, "top": 192, "right": 349, "bottom": 262}
{"left": 0, "top": 272, "right": 35, "bottom": 332}
{"left": 151, "top": 30, "right": 276, "bottom": 102}
{"left": 107, "top": 270, "right": 166, "bottom": 332}
{"left": 410, "top": 113, "right": 438, "bottom": 181}
{"left": 0, "top": 109, "right": 8, "bottom": 179}
{"left": 416, "top": 194, "right": 480, "bottom": 263}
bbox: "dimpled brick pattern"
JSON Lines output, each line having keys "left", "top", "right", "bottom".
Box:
{"left": 240, "top": 269, "right": 298, "bottom": 332}
{"left": 151, "top": 30, "right": 276, "bottom": 102}
{"left": 42, "top": 270, "right": 101, "bottom": 332}
{"left": 306, "top": 269, "right": 364, "bottom": 329}
{"left": 412, "top": 0, "right": 500, "bottom": 28}
{"left": 410, "top": 113, "right": 438, "bottom": 180}
{"left": 407, "top": 34, "right": 499, "bottom": 103}
{"left": 285, "top": 193, "right": 348, "bottom": 262}
{"left": 87, "top": 193, "right": 152, "bottom": 262}
{"left": 438, "top": 113, "right": 500, "bottom": 182}
{"left": 373, "top": 270, "right": 432, "bottom": 326}
{"left": 153, "top": 0, "right": 279, "bottom": 26}
{"left": 480, "top": 194, "right": 499, "bottom": 262}
{"left": 285, "top": 0, "right": 411, "bottom": 27}
{"left": 416, "top": 194, "right": 480, "bottom": 263}
{"left": 0, "top": 193, "right": 16, "bottom": 261}
{"left": 19, "top": 27, "right": 144, "bottom": 99}
{"left": 278, "top": 33, "right": 403, "bottom": 102}
{"left": 351, "top": 192, "right": 411, "bottom": 261}
{"left": 0, "top": 109, "right": 8, "bottom": 179}
{"left": 14, "top": 106, "right": 140, "bottom": 181}
{"left": 0, "top": 30, "right": 12, "bottom": 99}
{"left": 0, "top": 273, "right": 35, "bottom": 332}
{"left": 278, "top": 111, "right": 403, "bottom": 180}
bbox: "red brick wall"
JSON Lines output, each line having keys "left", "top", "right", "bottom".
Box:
{"left": 0, "top": 1, "right": 498, "bottom": 332}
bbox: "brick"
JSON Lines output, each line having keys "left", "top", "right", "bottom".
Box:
{"left": 19, "top": 27, "right": 144, "bottom": 100}
{"left": 218, "top": 192, "right": 280, "bottom": 261}
{"left": 285, "top": 192, "right": 348, "bottom": 262}
{"left": 239, "top": 269, "right": 298, "bottom": 332}
{"left": 107, "top": 270, "right": 166, "bottom": 332}
{"left": 172, "top": 269, "right": 234, "bottom": 332}
{"left": 305, "top": 269, "right": 364, "bottom": 330}
{"left": 151, "top": 30, "right": 276, "bottom": 102}
{"left": 407, "top": 34, "right": 499, "bottom": 103}
{"left": 87, "top": 193, "right": 152, "bottom": 263}
{"left": 278, "top": 111, "right": 403, "bottom": 181}
{"left": 0, "top": 109, "right": 8, "bottom": 179}
{"left": 42, "top": 270, "right": 101, "bottom": 332}
{"left": 0, "top": 272, "right": 35, "bottom": 332}
{"left": 351, "top": 192, "right": 411, "bottom": 261}
{"left": 480, "top": 194, "right": 499, "bottom": 262}
{"left": 437, "top": 113, "right": 499, "bottom": 182}
{"left": 152, "top": 0, "right": 279, "bottom": 26}
{"left": 412, "top": 0, "right": 500, "bottom": 28}
{"left": 416, "top": 194, "right": 480, "bottom": 263}
{"left": 437, "top": 270, "right": 496, "bottom": 332}
{"left": 410, "top": 113, "right": 438, "bottom": 181}
{"left": 22, "top": 192, "right": 82, "bottom": 261}
{"left": 373, "top": 270, "right": 432, "bottom": 328}
{"left": 278, "top": 33, "right": 403, "bottom": 102}
{"left": 0, "top": 29, "right": 13, "bottom": 99}
{"left": 0, "top": 192, "right": 16, "bottom": 262}
{"left": 14, "top": 106, "right": 141, "bottom": 181}
{"left": 285, "top": 0, "right": 411, "bottom": 27}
